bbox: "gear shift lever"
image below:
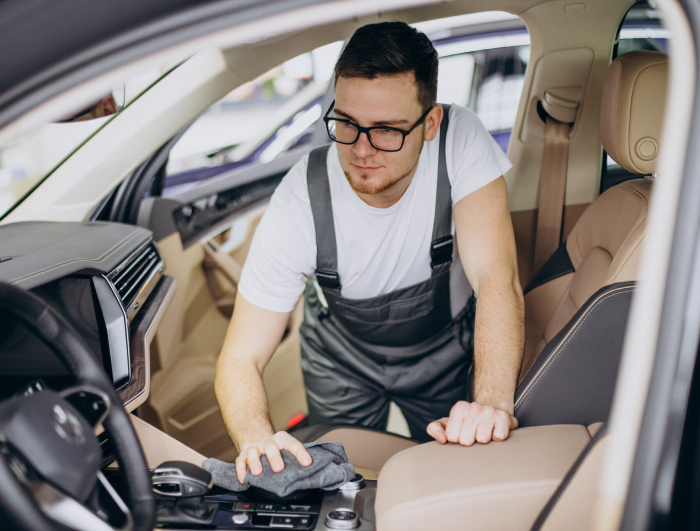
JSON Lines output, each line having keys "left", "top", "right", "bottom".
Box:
{"left": 152, "top": 460, "right": 214, "bottom": 498}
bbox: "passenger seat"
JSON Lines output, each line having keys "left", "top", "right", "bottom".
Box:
{"left": 295, "top": 50, "right": 669, "bottom": 475}
{"left": 515, "top": 50, "right": 668, "bottom": 426}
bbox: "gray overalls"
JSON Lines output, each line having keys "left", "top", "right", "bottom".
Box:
{"left": 299, "top": 105, "right": 474, "bottom": 442}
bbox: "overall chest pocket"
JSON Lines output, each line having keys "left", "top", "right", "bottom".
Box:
{"left": 334, "top": 291, "right": 434, "bottom": 324}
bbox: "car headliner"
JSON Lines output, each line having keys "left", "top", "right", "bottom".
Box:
{"left": 0, "top": 0, "right": 553, "bottom": 138}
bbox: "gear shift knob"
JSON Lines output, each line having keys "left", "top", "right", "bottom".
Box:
{"left": 152, "top": 460, "right": 214, "bottom": 497}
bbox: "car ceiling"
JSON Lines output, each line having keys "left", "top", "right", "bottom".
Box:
{"left": 0, "top": 0, "right": 559, "bottom": 140}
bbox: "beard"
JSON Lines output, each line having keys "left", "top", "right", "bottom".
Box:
{"left": 343, "top": 168, "right": 412, "bottom": 195}
{"left": 342, "top": 140, "right": 424, "bottom": 196}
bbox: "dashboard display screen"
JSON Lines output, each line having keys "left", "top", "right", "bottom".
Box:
{"left": 0, "top": 276, "right": 120, "bottom": 400}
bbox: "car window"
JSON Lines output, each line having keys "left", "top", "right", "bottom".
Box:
{"left": 0, "top": 67, "right": 174, "bottom": 220}
{"left": 472, "top": 45, "right": 529, "bottom": 153}
{"left": 161, "top": 13, "right": 530, "bottom": 196}
{"left": 162, "top": 42, "right": 343, "bottom": 197}
{"left": 430, "top": 14, "right": 530, "bottom": 154}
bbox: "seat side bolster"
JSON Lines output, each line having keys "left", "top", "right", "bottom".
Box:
{"left": 532, "top": 427, "right": 608, "bottom": 531}
{"left": 515, "top": 283, "right": 636, "bottom": 427}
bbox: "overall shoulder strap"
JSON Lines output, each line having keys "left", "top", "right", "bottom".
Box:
{"left": 430, "top": 104, "right": 454, "bottom": 269}
{"left": 306, "top": 144, "right": 341, "bottom": 290}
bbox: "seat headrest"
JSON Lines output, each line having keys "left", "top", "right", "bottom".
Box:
{"left": 600, "top": 51, "right": 669, "bottom": 174}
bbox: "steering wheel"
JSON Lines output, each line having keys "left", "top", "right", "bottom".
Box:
{"left": 0, "top": 282, "right": 155, "bottom": 531}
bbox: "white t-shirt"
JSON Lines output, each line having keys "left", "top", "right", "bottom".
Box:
{"left": 238, "top": 104, "right": 513, "bottom": 313}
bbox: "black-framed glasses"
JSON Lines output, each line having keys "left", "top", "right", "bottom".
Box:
{"left": 323, "top": 100, "right": 433, "bottom": 152}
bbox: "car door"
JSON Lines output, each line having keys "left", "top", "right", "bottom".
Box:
{"left": 124, "top": 46, "right": 342, "bottom": 461}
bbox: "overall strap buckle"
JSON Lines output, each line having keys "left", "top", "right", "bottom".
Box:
{"left": 315, "top": 269, "right": 341, "bottom": 290}
{"left": 430, "top": 236, "right": 454, "bottom": 268}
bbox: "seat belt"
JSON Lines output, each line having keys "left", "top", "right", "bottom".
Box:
{"left": 533, "top": 90, "right": 579, "bottom": 273}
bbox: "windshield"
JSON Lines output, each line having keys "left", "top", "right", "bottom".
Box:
{"left": 0, "top": 67, "right": 173, "bottom": 220}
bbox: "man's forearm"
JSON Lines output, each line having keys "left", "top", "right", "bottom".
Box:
{"left": 472, "top": 276, "right": 524, "bottom": 414}
{"left": 215, "top": 356, "right": 275, "bottom": 451}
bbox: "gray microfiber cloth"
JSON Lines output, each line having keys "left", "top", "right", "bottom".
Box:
{"left": 202, "top": 441, "right": 356, "bottom": 498}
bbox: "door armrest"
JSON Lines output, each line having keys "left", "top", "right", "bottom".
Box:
{"left": 375, "top": 425, "right": 591, "bottom": 531}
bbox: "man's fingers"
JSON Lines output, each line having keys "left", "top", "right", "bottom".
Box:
{"left": 247, "top": 446, "right": 264, "bottom": 476}
{"left": 427, "top": 418, "right": 448, "bottom": 444}
{"left": 458, "top": 409, "right": 480, "bottom": 446}
{"left": 264, "top": 441, "right": 285, "bottom": 473}
{"left": 475, "top": 417, "right": 496, "bottom": 444}
{"left": 445, "top": 403, "right": 468, "bottom": 443}
{"left": 235, "top": 454, "right": 247, "bottom": 484}
{"left": 491, "top": 412, "right": 513, "bottom": 441}
{"left": 278, "top": 434, "right": 312, "bottom": 466}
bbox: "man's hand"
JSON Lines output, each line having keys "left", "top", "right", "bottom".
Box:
{"left": 427, "top": 401, "right": 518, "bottom": 446}
{"left": 235, "top": 431, "right": 312, "bottom": 483}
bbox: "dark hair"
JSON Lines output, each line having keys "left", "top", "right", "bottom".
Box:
{"left": 334, "top": 22, "right": 438, "bottom": 113}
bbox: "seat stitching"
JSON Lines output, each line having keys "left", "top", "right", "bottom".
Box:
{"left": 609, "top": 228, "right": 648, "bottom": 285}
{"left": 9, "top": 230, "right": 146, "bottom": 284}
{"left": 609, "top": 184, "right": 648, "bottom": 270}
{"left": 515, "top": 287, "right": 634, "bottom": 409}
{"left": 518, "top": 287, "right": 574, "bottom": 385}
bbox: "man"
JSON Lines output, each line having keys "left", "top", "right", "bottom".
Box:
{"left": 215, "top": 21, "right": 524, "bottom": 481}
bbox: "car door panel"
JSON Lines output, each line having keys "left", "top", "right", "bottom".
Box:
{"left": 138, "top": 157, "right": 310, "bottom": 461}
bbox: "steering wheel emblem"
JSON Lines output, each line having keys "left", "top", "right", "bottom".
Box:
{"left": 51, "top": 404, "right": 86, "bottom": 445}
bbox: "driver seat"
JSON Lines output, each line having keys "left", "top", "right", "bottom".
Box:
{"left": 294, "top": 50, "right": 668, "bottom": 478}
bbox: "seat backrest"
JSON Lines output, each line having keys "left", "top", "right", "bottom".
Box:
{"left": 521, "top": 178, "right": 652, "bottom": 377}
{"left": 515, "top": 51, "right": 669, "bottom": 426}
{"left": 520, "top": 50, "right": 669, "bottom": 380}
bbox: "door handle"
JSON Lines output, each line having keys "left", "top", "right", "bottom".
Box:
{"left": 203, "top": 240, "right": 243, "bottom": 286}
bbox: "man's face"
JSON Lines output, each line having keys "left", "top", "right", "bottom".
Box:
{"left": 333, "top": 73, "right": 436, "bottom": 197}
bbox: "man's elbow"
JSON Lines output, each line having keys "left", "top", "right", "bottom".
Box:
{"left": 477, "top": 266, "right": 523, "bottom": 301}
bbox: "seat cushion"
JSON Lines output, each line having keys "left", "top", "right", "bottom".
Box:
{"left": 293, "top": 424, "right": 418, "bottom": 477}
{"left": 375, "top": 425, "right": 592, "bottom": 531}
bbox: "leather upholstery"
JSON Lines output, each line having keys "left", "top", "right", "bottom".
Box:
{"left": 600, "top": 51, "right": 669, "bottom": 175}
{"left": 375, "top": 425, "right": 592, "bottom": 531}
{"left": 298, "top": 425, "right": 417, "bottom": 476}
{"left": 522, "top": 51, "right": 666, "bottom": 377}
{"left": 533, "top": 429, "right": 608, "bottom": 531}
{"left": 515, "top": 283, "right": 635, "bottom": 426}
{"left": 520, "top": 178, "right": 652, "bottom": 379}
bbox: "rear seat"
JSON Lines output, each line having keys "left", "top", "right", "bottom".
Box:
{"left": 297, "top": 50, "right": 669, "bottom": 474}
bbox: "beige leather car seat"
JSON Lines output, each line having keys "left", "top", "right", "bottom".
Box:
{"left": 515, "top": 50, "right": 668, "bottom": 427}
{"left": 522, "top": 50, "right": 668, "bottom": 376}
{"left": 295, "top": 50, "right": 669, "bottom": 476}
{"left": 529, "top": 49, "right": 670, "bottom": 531}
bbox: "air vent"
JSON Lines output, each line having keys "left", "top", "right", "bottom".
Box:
{"left": 108, "top": 242, "right": 163, "bottom": 320}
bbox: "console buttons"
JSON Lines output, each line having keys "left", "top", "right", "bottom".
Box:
{"left": 297, "top": 516, "right": 312, "bottom": 528}
{"left": 325, "top": 509, "right": 360, "bottom": 529}
{"left": 290, "top": 504, "right": 316, "bottom": 513}
{"left": 231, "top": 513, "right": 250, "bottom": 525}
{"left": 271, "top": 515, "right": 296, "bottom": 528}
{"left": 259, "top": 502, "right": 277, "bottom": 512}
{"left": 234, "top": 501, "right": 257, "bottom": 511}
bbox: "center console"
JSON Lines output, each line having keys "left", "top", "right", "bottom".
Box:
{"left": 155, "top": 473, "right": 376, "bottom": 530}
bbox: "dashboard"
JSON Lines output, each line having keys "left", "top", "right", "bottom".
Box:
{"left": 0, "top": 221, "right": 172, "bottom": 410}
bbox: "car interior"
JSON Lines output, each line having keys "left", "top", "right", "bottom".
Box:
{"left": 0, "top": 0, "right": 677, "bottom": 529}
